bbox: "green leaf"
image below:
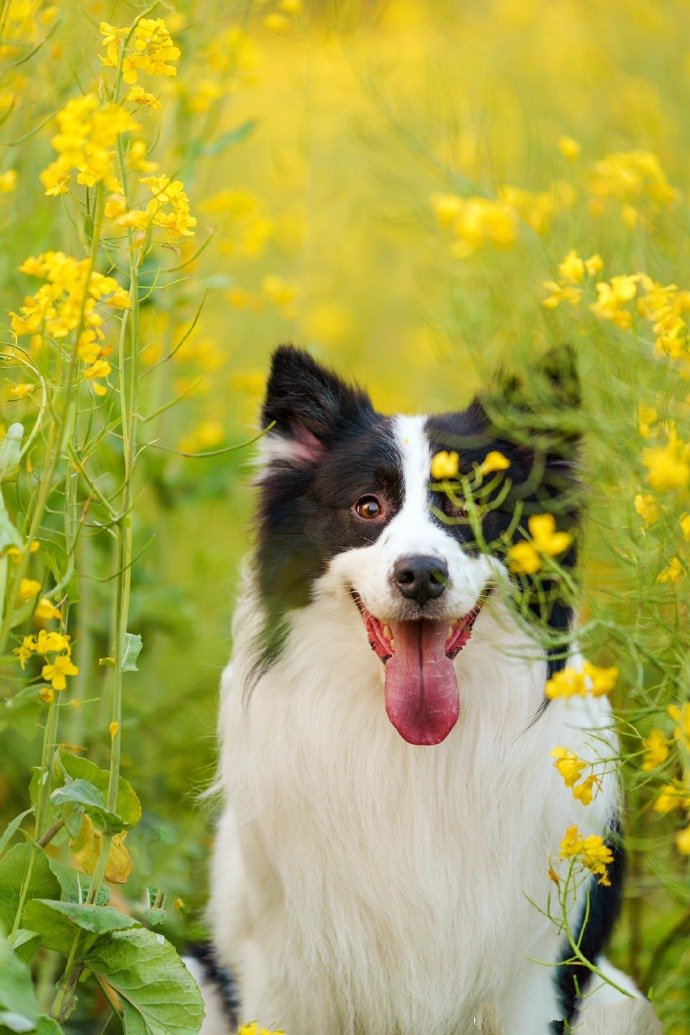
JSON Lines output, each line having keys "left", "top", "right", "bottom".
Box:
{"left": 86, "top": 927, "right": 204, "bottom": 1035}
{"left": 121, "top": 633, "right": 143, "bottom": 673}
{"left": 56, "top": 752, "right": 141, "bottom": 829}
{"left": 35, "top": 1018, "right": 64, "bottom": 1034}
{"left": 199, "top": 119, "right": 257, "bottom": 156}
{"left": 0, "top": 1012, "right": 35, "bottom": 1032}
{"left": 0, "top": 928, "right": 38, "bottom": 1029}
{"left": 45, "top": 859, "right": 110, "bottom": 908}
{"left": 22, "top": 901, "right": 137, "bottom": 956}
{"left": 0, "top": 845, "right": 60, "bottom": 934}
{"left": 50, "top": 778, "right": 124, "bottom": 834}
{"left": 9, "top": 930, "right": 41, "bottom": 965}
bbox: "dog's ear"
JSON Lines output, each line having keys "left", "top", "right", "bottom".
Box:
{"left": 260, "top": 345, "right": 374, "bottom": 464}
{"left": 472, "top": 344, "right": 581, "bottom": 460}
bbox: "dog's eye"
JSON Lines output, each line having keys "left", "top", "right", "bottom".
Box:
{"left": 439, "top": 494, "right": 468, "bottom": 520}
{"left": 354, "top": 495, "right": 383, "bottom": 520}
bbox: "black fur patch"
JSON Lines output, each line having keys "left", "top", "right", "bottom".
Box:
{"left": 256, "top": 347, "right": 403, "bottom": 667}
{"left": 187, "top": 941, "right": 240, "bottom": 1027}
{"left": 552, "top": 822, "right": 626, "bottom": 1030}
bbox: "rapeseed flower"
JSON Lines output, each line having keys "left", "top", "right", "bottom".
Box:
{"left": 100, "top": 18, "right": 180, "bottom": 86}
{"left": 430, "top": 450, "right": 459, "bottom": 480}
{"left": 42, "top": 653, "right": 79, "bottom": 691}
{"left": 642, "top": 427, "right": 690, "bottom": 491}
{"left": 478, "top": 450, "right": 510, "bottom": 477}
{"left": 668, "top": 703, "right": 690, "bottom": 750}
{"left": 658, "top": 557, "right": 683, "bottom": 584}
{"left": 642, "top": 730, "right": 669, "bottom": 771}
{"left": 559, "top": 825, "right": 613, "bottom": 885}
{"left": 508, "top": 514, "right": 572, "bottom": 574}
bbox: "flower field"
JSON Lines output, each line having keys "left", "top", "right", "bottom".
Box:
{"left": 0, "top": 0, "right": 689, "bottom": 1031}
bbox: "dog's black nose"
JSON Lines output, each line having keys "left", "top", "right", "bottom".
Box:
{"left": 393, "top": 555, "right": 449, "bottom": 606}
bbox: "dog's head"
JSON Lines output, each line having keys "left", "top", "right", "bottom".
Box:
{"left": 254, "top": 346, "right": 580, "bottom": 745}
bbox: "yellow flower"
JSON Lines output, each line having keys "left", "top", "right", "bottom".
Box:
{"left": 551, "top": 747, "right": 587, "bottom": 788}
{"left": 654, "top": 781, "right": 690, "bottom": 814}
{"left": 7, "top": 383, "right": 36, "bottom": 400}
{"left": 140, "top": 174, "right": 197, "bottom": 239}
{"left": 638, "top": 404, "right": 658, "bottom": 438}
{"left": 642, "top": 729, "right": 669, "bottom": 771}
{"left": 559, "top": 825, "right": 613, "bottom": 885}
{"left": 558, "top": 136, "right": 581, "bottom": 161}
{"left": 658, "top": 556, "right": 683, "bottom": 584}
{"left": 17, "top": 578, "right": 41, "bottom": 603}
{"left": 681, "top": 514, "right": 690, "bottom": 541}
{"left": 676, "top": 826, "right": 690, "bottom": 855}
{"left": 572, "top": 774, "right": 600, "bottom": 807}
{"left": 509, "top": 514, "right": 572, "bottom": 574}
{"left": 109, "top": 721, "right": 120, "bottom": 738}
{"left": 0, "top": 169, "right": 17, "bottom": 192}
{"left": 668, "top": 703, "right": 690, "bottom": 750}
{"left": 643, "top": 427, "right": 690, "bottom": 491}
{"left": 34, "top": 597, "right": 62, "bottom": 621}
{"left": 126, "top": 85, "right": 161, "bottom": 109}
{"left": 478, "top": 450, "right": 510, "bottom": 477}
{"left": 634, "top": 493, "right": 660, "bottom": 525}
{"left": 582, "top": 661, "right": 618, "bottom": 696}
{"left": 507, "top": 540, "right": 542, "bottom": 575}
{"left": 558, "top": 250, "right": 585, "bottom": 285}
{"left": 42, "top": 653, "right": 79, "bottom": 691}
{"left": 100, "top": 18, "right": 181, "bottom": 86}
{"left": 545, "top": 667, "right": 587, "bottom": 699}
{"left": 35, "top": 629, "right": 71, "bottom": 655}
{"left": 542, "top": 281, "right": 582, "bottom": 309}
{"left": 590, "top": 275, "right": 639, "bottom": 328}
{"left": 430, "top": 450, "right": 459, "bottom": 480}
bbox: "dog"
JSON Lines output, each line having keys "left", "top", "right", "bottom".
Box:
{"left": 189, "top": 345, "right": 641, "bottom": 1034}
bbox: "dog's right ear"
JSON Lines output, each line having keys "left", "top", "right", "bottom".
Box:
{"left": 260, "top": 345, "right": 374, "bottom": 465}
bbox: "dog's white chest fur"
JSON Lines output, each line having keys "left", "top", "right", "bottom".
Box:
{"left": 209, "top": 593, "right": 618, "bottom": 1035}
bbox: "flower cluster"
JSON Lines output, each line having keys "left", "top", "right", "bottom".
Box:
{"left": 559, "top": 825, "right": 614, "bottom": 885}
{"left": 542, "top": 250, "right": 603, "bottom": 309}
{"left": 14, "top": 629, "right": 79, "bottom": 703}
{"left": 545, "top": 661, "right": 618, "bottom": 699}
{"left": 551, "top": 747, "right": 601, "bottom": 806}
{"left": 507, "top": 514, "right": 572, "bottom": 575}
{"left": 11, "top": 252, "right": 130, "bottom": 395}
{"left": 40, "top": 94, "right": 138, "bottom": 197}
{"left": 587, "top": 150, "right": 679, "bottom": 226}
{"left": 100, "top": 18, "right": 181, "bottom": 89}
{"left": 431, "top": 193, "right": 518, "bottom": 257}
{"left": 106, "top": 174, "right": 197, "bottom": 240}
{"left": 642, "top": 425, "right": 690, "bottom": 492}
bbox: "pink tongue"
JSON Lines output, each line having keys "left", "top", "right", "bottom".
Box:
{"left": 384, "top": 620, "right": 459, "bottom": 746}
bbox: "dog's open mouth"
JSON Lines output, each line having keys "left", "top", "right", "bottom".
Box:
{"left": 351, "top": 589, "right": 488, "bottom": 747}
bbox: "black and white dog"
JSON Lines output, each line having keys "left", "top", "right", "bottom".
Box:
{"left": 191, "top": 346, "right": 639, "bottom": 1034}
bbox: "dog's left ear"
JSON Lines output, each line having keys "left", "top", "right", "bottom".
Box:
{"left": 472, "top": 344, "right": 581, "bottom": 461}
{"left": 260, "top": 345, "right": 374, "bottom": 465}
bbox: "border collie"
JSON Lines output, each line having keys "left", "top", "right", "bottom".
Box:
{"left": 192, "top": 345, "right": 641, "bottom": 1034}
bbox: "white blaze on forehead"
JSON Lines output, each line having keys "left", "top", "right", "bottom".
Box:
{"left": 391, "top": 414, "right": 445, "bottom": 554}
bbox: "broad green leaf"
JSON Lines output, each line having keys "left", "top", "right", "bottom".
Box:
{"left": 121, "top": 632, "right": 143, "bottom": 673}
{"left": 56, "top": 752, "right": 141, "bottom": 829}
{"left": 35, "top": 1018, "right": 64, "bottom": 1034}
{"left": 0, "top": 845, "right": 60, "bottom": 934}
{"left": 22, "top": 901, "right": 137, "bottom": 956}
{"left": 0, "top": 1012, "right": 35, "bottom": 1032}
{"left": 0, "top": 928, "right": 38, "bottom": 1029}
{"left": 45, "top": 858, "right": 110, "bottom": 908}
{"left": 9, "top": 930, "right": 41, "bottom": 965}
{"left": 86, "top": 927, "right": 204, "bottom": 1035}
{"left": 50, "top": 778, "right": 124, "bottom": 834}
{"left": 200, "top": 119, "right": 257, "bottom": 156}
